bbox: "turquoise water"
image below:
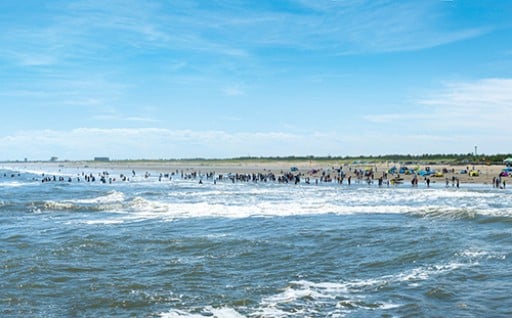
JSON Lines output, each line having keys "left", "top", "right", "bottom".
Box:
{"left": 1, "top": 166, "right": 512, "bottom": 317}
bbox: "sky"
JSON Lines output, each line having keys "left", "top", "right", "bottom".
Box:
{"left": 1, "top": 0, "right": 511, "bottom": 160}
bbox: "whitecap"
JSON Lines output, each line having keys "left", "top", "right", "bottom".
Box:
{"left": 457, "top": 249, "right": 507, "bottom": 261}
{"left": 159, "top": 307, "right": 245, "bottom": 318}
{"left": 0, "top": 181, "right": 27, "bottom": 188}
{"left": 72, "top": 190, "right": 126, "bottom": 204}
{"left": 258, "top": 261, "right": 468, "bottom": 315}
{"left": 43, "top": 201, "right": 76, "bottom": 210}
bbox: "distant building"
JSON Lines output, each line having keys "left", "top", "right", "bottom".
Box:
{"left": 50, "top": 156, "right": 58, "bottom": 162}
{"left": 94, "top": 157, "right": 110, "bottom": 162}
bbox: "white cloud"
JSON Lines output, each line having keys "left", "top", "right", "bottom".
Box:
{"left": 418, "top": 78, "right": 512, "bottom": 129}
{"left": 0, "top": 128, "right": 366, "bottom": 160}
{"left": 2, "top": 118, "right": 511, "bottom": 161}
{"left": 420, "top": 78, "right": 512, "bottom": 110}
{"left": 367, "top": 78, "right": 512, "bottom": 127}
{"left": 362, "top": 78, "right": 512, "bottom": 153}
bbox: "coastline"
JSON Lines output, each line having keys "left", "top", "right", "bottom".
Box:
{"left": 1, "top": 159, "right": 508, "bottom": 186}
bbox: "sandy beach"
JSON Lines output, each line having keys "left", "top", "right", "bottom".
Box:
{"left": 3, "top": 160, "right": 508, "bottom": 186}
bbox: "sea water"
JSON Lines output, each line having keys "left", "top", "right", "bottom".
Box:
{"left": 1, "top": 165, "right": 512, "bottom": 317}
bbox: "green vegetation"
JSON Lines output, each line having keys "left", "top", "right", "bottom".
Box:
{"left": 232, "top": 154, "right": 511, "bottom": 165}
{"left": 109, "top": 153, "right": 511, "bottom": 165}
{"left": 4, "top": 153, "right": 511, "bottom": 165}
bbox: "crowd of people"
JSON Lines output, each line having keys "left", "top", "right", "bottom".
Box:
{"left": 0, "top": 165, "right": 509, "bottom": 189}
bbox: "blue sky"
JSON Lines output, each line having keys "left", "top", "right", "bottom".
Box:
{"left": 1, "top": 0, "right": 511, "bottom": 160}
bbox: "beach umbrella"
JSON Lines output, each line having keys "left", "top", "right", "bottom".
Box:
{"left": 503, "top": 158, "right": 512, "bottom": 164}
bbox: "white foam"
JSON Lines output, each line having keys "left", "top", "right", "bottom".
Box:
{"left": 1, "top": 166, "right": 72, "bottom": 177}
{"left": 208, "top": 307, "right": 245, "bottom": 318}
{"left": 251, "top": 307, "right": 290, "bottom": 318}
{"left": 457, "top": 249, "right": 507, "bottom": 261}
{"left": 72, "top": 190, "right": 125, "bottom": 204}
{"left": 394, "top": 263, "right": 466, "bottom": 283}
{"left": 159, "top": 307, "right": 245, "bottom": 318}
{"left": 43, "top": 201, "right": 76, "bottom": 210}
{"left": 24, "top": 179, "right": 512, "bottom": 222}
{"left": 0, "top": 181, "right": 27, "bottom": 188}
{"left": 259, "top": 260, "right": 468, "bottom": 314}
{"left": 380, "top": 302, "right": 401, "bottom": 310}
{"left": 124, "top": 200, "right": 373, "bottom": 220}
{"left": 159, "top": 310, "right": 206, "bottom": 318}
{"left": 83, "top": 219, "right": 125, "bottom": 225}
{"left": 155, "top": 258, "right": 470, "bottom": 317}
{"left": 64, "top": 192, "right": 512, "bottom": 222}
{"left": 28, "top": 186, "right": 512, "bottom": 227}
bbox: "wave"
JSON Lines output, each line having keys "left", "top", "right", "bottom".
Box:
{"left": 124, "top": 201, "right": 512, "bottom": 220}
{"left": 158, "top": 259, "right": 473, "bottom": 317}
{"left": 30, "top": 195, "right": 512, "bottom": 222}
{"left": 1, "top": 166, "right": 72, "bottom": 177}
{"left": 42, "top": 201, "right": 76, "bottom": 210}
{"left": 18, "top": 182, "right": 512, "bottom": 223}
{"left": 72, "top": 190, "right": 126, "bottom": 204}
{"left": 31, "top": 191, "right": 126, "bottom": 213}
{"left": 0, "top": 181, "right": 28, "bottom": 188}
{"left": 160, "top": 307, "right": 244, "bottom": 318}
{"left": 456, "top": 248, "right": 507, "bottom": 261}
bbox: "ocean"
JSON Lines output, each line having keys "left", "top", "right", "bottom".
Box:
{"left": 1, "top": 165, "right": 512, "bottom": 317}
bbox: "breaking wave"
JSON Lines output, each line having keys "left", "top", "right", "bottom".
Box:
{"left": 158, "top": 257, "right": 481, "bottom": 317}
{"left": 26, "top": 185, "right": 512, "bottom": 222}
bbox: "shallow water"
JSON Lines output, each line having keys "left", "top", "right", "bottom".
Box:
{"left": 1, "top": 166, "right": 512, "bottom": 317}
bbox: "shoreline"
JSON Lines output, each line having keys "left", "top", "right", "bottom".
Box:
{"left": 2, "top": 160, "right": 509, "bottom": 186}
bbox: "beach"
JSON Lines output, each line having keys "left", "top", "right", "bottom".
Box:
{"left": 3, "top": 160, "right": 507, "bottom": 186}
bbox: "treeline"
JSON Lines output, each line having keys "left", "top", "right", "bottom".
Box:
{"left": 152, "top": 153, "right": 512, "bottom": 165}
{"left": 27, "top": 154, "right": 507, "bottom": 165}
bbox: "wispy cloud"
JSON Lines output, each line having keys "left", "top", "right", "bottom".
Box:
{"left": 3, "top": 114, "right": 512, "bottom": 160}
{"left": 418, "top": 78, "right": 512, "bottom": 132}
{"left": 92, "top": 114, "right": 159, "bottom": 123}
{"left": 0, "top": 128, "right": 294, "bottom": 160}
{"left": 218, "top": 116, "right": 242, "bottom": 122}
{"left": 208, "top": 0, "right": 490, "bottom": 54}
{"left": 364, "top": 113, "right": 434, "bottom": 123}
{"left": 0, "top": 128, "right": 370, "bottom": 160}
{"left": 0, "top": 0, "right": 490, "bottom": 70}
{"left": 420, "top": 78, "right": 512, "bottom": 110}
{"left": 221, "top": 86, "right": 245, "bottom": 96}
{"left": 0, "top": 73, "right": 126, "bottom": 119}
{"left": 92, "top": 107, "right": 160, "bottom": 123}
{"left": 365, "top": 78, "right": 512, "bottom": 137}
{"left": 0, "top": 1, "right": 509, "bottom": 159}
